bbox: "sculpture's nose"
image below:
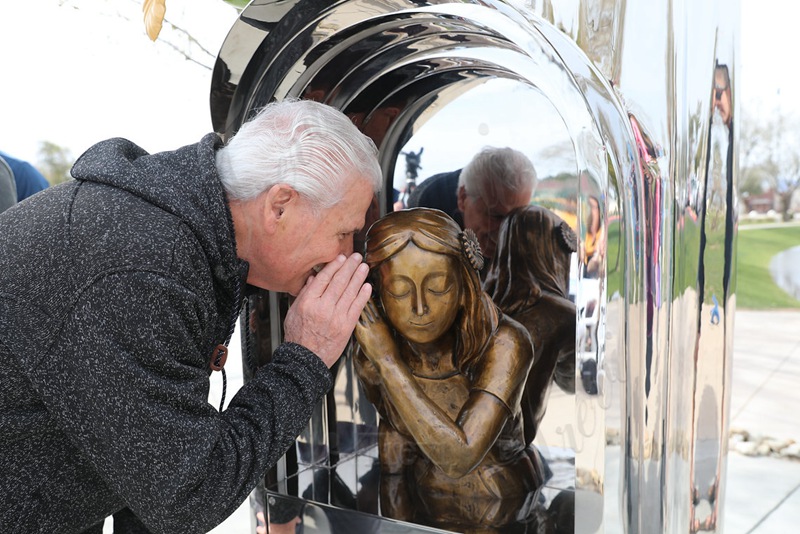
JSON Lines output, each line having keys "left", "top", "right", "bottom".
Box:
{"left": 413, "top": 287, "right": 428, "bottom": 316}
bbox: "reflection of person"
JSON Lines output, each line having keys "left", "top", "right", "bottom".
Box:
{"left": 715, "top": 63, "right": 735, "bottom": 306}
{"left": 405, "top": 167, "right": 461, "bottom": 216}
{"left": 581, "top": 195, "right": 605, "bottom": 278}
{"left": 407, "top": 146, "right": 537, "bottom": 263}
{"left": 484, "top": 205, "right": 578, "bottom": 444}
{"left": 697, "top": 62, "right": 735, "bottom": 320}
{"left": 0, "top": 99, "right": 382, "bottom": 533}
{"left": 354, "top": 208, "right": 541, "bottom": 534}
{"left": 0, "top": 150, "right": 50, "bottom": 201}
{"left": 689, "top": 61, "right": 734, "bottom": 534}
{"left": 712, "top": 64, "right": 731, "bottom": 127}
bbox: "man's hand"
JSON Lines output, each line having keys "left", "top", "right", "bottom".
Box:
{"left": 284, "top": 253, "right": 371, "bottom": 367}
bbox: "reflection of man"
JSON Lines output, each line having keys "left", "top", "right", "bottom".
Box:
{"left": 407, "top": 146, "right": 537, "bottom": 262}
{"left": 697, "top": 62, "right": 735, "bottom": 325}
{"left": 712, "top": 65, "right": 731, "bottom": 126}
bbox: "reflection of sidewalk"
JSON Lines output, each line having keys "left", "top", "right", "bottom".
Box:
{"left": 729, "top": 310, "right": 800, "bottom": 447}
{"left": 724, "top": 309, "right": 800, "bottom": 533}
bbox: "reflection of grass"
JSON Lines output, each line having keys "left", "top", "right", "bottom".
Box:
{"left": 606, "top": 219, "right": 622, "bottom": 298}
{"left": 605, "top": 219, "right": 800, "bottom": 309}
{"left": 737, "top": 225, "right": 800, "bottom": 309}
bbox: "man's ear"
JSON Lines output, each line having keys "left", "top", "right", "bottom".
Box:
{"left": 456, "top": 185, "right": 467, "bottom": 213}
{"left": 263, "top": 185, "right": 298, "bottom": 230}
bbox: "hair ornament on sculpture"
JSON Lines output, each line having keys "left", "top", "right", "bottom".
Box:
{"left": 460, "top": 228, "right": 484, "bottom": 272}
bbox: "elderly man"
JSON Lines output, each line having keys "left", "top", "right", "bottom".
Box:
{"left": 407, "top": 146, "right": 537, "bottom": 263}
{"left": 0, "top": 100, "right": 382, "bottom": 533}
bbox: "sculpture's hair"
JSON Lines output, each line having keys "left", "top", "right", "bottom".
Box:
{"left": 458, "top": 146, "right": 537, "bottom": 199}
{"left": 484, "top": 205, "right": 576, "bottom": 315}
{"left": 364, "top": 208, "right": 499, "bottom": 372}
{"left": 215, "top": 99, "right": 382, "bottom": 210}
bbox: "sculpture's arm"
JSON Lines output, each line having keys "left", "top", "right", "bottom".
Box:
{"left": 355, "top": 302, "right": 521, "bottom": 478}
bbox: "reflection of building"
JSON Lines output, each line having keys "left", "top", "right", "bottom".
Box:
{"left": 741, "top": 190, "right": 778, "bottom": 214}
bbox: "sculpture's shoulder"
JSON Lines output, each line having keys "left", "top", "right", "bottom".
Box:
{"left": 483, "top": 315, "right": 534, "bottom": 377}
{"left": 493, "top": 314, "right": 535, "bottom": 357}
{"left": 470, "top": 315, "right": 534, "bottom": 410}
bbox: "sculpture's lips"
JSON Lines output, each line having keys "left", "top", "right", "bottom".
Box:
{"left": 409, "top": 321, "right": 432, "bottom": 327}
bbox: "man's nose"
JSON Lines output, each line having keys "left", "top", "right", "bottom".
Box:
{"left": 340, "top": 236, "right": 354, "bottom": 257}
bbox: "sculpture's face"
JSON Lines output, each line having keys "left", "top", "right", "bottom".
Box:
{"left": 378, "top": 242, "right": 462, "bottom": 345}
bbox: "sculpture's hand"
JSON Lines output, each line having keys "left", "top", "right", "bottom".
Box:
{"left": 355, "top": 299, "right": 398, "bottom": 365}
{"left": 284, "top": 253, "right": 372, "bottom": 368}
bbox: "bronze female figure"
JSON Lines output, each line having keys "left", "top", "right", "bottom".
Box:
{"left": 354, "top": 208, "right": 542, "bottom": 534}
{"left": 484, "top": 205, "right": 577, "bottom": 444}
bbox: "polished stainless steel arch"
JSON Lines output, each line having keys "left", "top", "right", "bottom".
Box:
{"left": 212, "top": 1, "right": 739, "bottom": 532}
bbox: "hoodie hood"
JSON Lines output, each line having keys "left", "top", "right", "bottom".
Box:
{"left": 70, "top": 133, "right": 247, "bottom": 342}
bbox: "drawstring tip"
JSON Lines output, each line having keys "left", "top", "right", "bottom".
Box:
{"left": 218, "top": 368, "right": 227, "bottom": 412}
{"left": 210, "top": 344, "right": 229, "bottom": 411}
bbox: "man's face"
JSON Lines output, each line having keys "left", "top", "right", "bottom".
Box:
{"left": 250, "top": 177, "right": 375, "bottom": 296}
{"left": 457, "top": 182, "right": 532, "bottom": 260}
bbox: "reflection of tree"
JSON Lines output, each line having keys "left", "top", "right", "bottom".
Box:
{"left": 536, "top": 140, "right": 575, "bottom": 174}
{"left": 739, "top": 110, "right": 800, "bottom": 220}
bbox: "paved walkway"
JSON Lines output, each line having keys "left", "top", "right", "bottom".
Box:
{"left": 201, "top": 308, "right": 800, "bottom": 533}
{"left": 724, "top": 309, "right": 800, "bottom": 533}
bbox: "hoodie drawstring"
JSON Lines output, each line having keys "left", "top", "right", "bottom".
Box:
{"left": 211, "top": 269, "right": 244, "bottom": 412}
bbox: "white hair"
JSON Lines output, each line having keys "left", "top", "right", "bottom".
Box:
{"left": 215, "top": 99, "right": 382, "bottom": 209}
{"left": 458, "top": 146, "right": 538, "bottom": 199}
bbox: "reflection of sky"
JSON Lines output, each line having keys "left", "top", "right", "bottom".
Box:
{"left": 393, "top": 79, "right": 576, "bottom": 191}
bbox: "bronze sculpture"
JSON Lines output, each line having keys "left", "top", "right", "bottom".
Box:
{"left": 483, "top": 205, "right": 578, "bottom": 445}
{"left": 354, "top": 207, "right": 542, "bottom": 534}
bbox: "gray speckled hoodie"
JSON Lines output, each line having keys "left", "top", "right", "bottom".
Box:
{"left": 0, "top": 134, "right": 333, "bottom": 533}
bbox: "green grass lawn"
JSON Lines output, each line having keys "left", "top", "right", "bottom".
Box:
{"left": 736, "top": 224, "right": 800, "bottom": 309}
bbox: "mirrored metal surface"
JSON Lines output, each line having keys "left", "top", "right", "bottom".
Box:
{"left": 219, "top": 1, "right": 739, "bottom": 532}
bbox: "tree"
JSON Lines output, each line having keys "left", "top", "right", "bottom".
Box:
{"left": 739, "top": 110, "right": 800, "bottom": 220}
{"left": 37, "top": 141, "right": 74, "bottom": 185}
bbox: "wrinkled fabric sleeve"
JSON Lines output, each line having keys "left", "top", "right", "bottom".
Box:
{"left": 28, "top": 271, "right": 332, "bottom": 533}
